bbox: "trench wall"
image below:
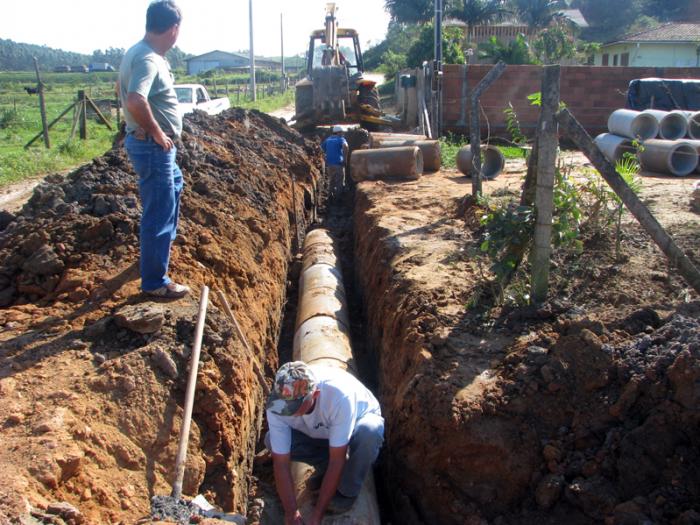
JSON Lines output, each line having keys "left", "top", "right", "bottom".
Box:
{"left": 442, "top": 64, "right": 700, "bottom": 138}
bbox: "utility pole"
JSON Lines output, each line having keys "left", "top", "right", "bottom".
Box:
{"left": 281, "top": 12, "right": 286, "bottom": 91}
{"left": 433, "top": 0, "right": 443, "bottom": 137}
{"left": 249, "top": 0, "right": 257, "bottom": 101}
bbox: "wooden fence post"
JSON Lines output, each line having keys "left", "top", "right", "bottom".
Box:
{"left": 78, "top": 90, "right": 88, "bottom": 140}
{"left": 556, "top": 108, "right": 700, "bottom": 295}
{"left": 530, "top": 65, "right": 561, "bottom": 305}
{"left": 469, "top": 61, "right": 506, "bottom": 197}
{"left": 33, "top": 57, "right": 50, "bottom": 149}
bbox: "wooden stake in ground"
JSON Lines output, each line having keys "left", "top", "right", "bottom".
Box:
{"left": 78, "top": 90, "right": 88, "bottom": 140}
{"left": 33, "top": 57, "right": 50, "bottom": 149}
{"left": 556, "top": 108, "right": 700, "bottom": 295}
{"left": 469, "top": 61, "right": 506, "bottom": 197}
{"left": 530, "top": 65, "right": 560, "bottom": 304}
{"left": 172, "top": 286, "right": 209, "bottom": 500}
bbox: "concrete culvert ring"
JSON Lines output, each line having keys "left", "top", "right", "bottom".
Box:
{"left": 657, "top": 111, "right": 688, "bottom": 140}
{"left": 608, "top": 109, "right": 659, "bottom": 140}
{"left": 594, "top": 133, "right": 636, "bottom": 163}
{"left": 456, "top": 145, "right": 505, "bottom": 179}
{"left": 639, "top": 139, "right": 698, "bottom": 176}
{"left": 687, "top": 111, "right": 700, "bottom": 139}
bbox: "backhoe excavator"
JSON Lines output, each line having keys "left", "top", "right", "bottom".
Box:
{"left": 292, "top": 3, "right": 396, "bottom": 130}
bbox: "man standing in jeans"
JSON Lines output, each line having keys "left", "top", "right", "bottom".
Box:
{"left": 321, "top": 126, "right": 349, "bottom": 202}
{"left": 266, "top": 361, "right": 384, "bottom": 525}
{"left": 119, "top": 0, "right": 189, "bottom": 298}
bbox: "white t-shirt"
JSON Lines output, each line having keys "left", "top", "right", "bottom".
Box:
{"left": 267, "top": 365, "right": 382, "bottom": 455}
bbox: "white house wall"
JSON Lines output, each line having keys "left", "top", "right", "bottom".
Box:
{"left": 595, "top": 43, "right": 700, "bottom": 67}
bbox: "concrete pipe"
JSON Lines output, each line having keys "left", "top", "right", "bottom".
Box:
{"left": 594, "top": 133, "right": 636, "bottom": 163}
{"left": 642, "top": 109, "right": 688, "bottom": 140}
{"left": 372, "top": 140, "right": 441, "bottom": 172}
{"left": 638, "top": 139, "right": 698, "bottom": 176}
{"left": 292, "top": 228, "right": 381, "bottom": 524}
{"left": 350, "top": 146, "right": 423, "bottom": 182}
{"left": 684, "top": 111, "right": 700, "bottom": 139}
{"left": 607, "top": 109, "right": 658, "bottom": 140}
{"left": 368, "top": 132, "right": 427, "bottom": 148}
{"left": 679, "top": 139, "right": 700, "bottom": 173}
{"left": 456, "top": 145, "right": 505, "bottom": 179}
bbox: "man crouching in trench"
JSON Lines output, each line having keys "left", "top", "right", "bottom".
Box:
{"left": 265, "top": 361, "right": 384, "bottom": 524}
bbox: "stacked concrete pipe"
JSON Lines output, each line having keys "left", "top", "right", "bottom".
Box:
{"left": 291, "top": 228, "right": 381, "bottom": 524}
{"left": 637, "top": 139, "right": 698, "bottom": 176}
{"left": 677, "top": 139, "right": 700, "bottom": 173}
{"left": 368, "top": 132, "right": 428, "bottom": 148}
{"left": 607, "top": 109, "right": 659, "bottom": 140}
{"left": 456, "top": 144, "right": 505, "bottom": 179}
{"left": 641, "top": 109, "right": 688, "bottom": 140}
{"left": 350, "top": 146, "right": 424, "bottom": 182}
{"left": 683, "top": 111, "right": 700, "bottom": 139}
{"left": 594, "top": 133, "right": 636, "bottom": 163}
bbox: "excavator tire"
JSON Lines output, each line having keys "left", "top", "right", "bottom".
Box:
{"left": 358, "top": 85, "right": 381, "bottom": 112}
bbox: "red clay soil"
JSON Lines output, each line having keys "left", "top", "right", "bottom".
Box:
{"left": 0, "top": 109, "right": 322, "bottom": 524}
{"left": 353, "top": 164, "right": 700, "bottom": 525}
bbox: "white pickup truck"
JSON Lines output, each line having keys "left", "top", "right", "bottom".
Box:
{"left": 174, "top": 84, "right": 230, "bottom": 116}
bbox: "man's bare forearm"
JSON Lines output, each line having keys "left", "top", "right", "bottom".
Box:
{"left": 273, "top": 454, "right": 300, "bottom": 518}
{"left": 126, "top": 93, "right": 163, "bottom": 136}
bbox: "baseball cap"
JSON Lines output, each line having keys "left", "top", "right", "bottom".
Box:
{"left": 332, "top": 125, "right": 343, "bottom": 133}
{"left": 266, "top": 361, "right": 318, "bottom": 416}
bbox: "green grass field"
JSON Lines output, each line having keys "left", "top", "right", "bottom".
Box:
{"left": 0, "top": 71, "right": 295, "bottom": 188}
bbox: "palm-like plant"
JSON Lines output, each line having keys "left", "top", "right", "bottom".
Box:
{"left": 510, "top": 0, "right": 566, "bottom": 34}
{"left": 448, "top": 0, "right": 511, "bottom": 45}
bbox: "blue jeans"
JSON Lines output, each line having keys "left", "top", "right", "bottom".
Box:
{"left": 266, "top": 413, "right": 384, "bottom": 498}
{"left": 125, "top": 134, "right": 183, "bottom": 292}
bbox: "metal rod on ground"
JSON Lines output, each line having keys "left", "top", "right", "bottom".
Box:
{"left": 33, "top": 57, "right": 50, "bottom": 149}
{"left": 531, "top": 65, "right": 560, "bottom": 305}
{"left": 469, "top": 61, "right": 506, "bottom": 197}
{"left": 215, "top": 290, "right": 270, "bottom": 396}
{"left": 556, "top": 108, "right": 700, "bottom": 295}
{"left": 171, "top": 285, "right": 209, "bottom": 500}
{"left": 25, "top": 99, "right": 79, "bottom": 149}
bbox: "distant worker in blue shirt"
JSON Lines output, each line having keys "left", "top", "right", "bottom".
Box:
{"left": 321, "top": 126, "right": 349, "bottom": 202}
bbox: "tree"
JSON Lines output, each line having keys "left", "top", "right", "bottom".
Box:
{"left": 385, "top": 0, "right": 434, "bottom": 23}
{"left": 640, "top": 0, "right": 692, "bottom": 21}
{"left": 478, "top": 33, "right": 533, "bottom": 63}
{"left": 406, "top": 23, "right": 466, "bottom": 67}
{"left": 364, "top": 20, "right": 422, "bottom": 70}
{"left": 448, "top": 0, "right": 511, "bottom": 44}
{"left": 532, "top": 22, "right": 576, "bottom": 63}
{"left": 510, "top": 0, "right": 566, "bottom": 34}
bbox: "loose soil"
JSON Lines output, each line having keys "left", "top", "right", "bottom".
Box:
{"left": 3, "top": 110, "right": 700, "bottom": 525}
{"left": 0, "top": 108, "right": 322, "bottom": 524}
{"left": 353, "top": 153, "right": 700, "bottom": 524}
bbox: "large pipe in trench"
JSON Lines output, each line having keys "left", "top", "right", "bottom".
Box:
{"left": 291, "top": 228, "right": 381, "bottom": 524}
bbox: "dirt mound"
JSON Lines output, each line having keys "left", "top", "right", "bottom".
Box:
{"left": 353, "top": 167, "right": 700, "bottom": 525}
{"left": 0, "top": 108, "right": 321, "bottom": 523}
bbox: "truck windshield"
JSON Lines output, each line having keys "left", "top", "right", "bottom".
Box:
{"left": 311, "top": 36, "right": 358, "bottom": 73}
{"left": 175, "top": 87, "right": 193, "bottom": 104}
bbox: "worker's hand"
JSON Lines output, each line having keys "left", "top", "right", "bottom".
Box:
{"left": 154, "top": 130, "right": 174, "bottom": 152}
{"left": 284, "top": 509, "right": 305, "bottom": 525}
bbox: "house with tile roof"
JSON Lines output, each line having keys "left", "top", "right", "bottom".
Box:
{"left": 593, "top": 23, "right": 700, "bottom": 67}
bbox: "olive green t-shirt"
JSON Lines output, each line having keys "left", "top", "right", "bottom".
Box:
{"left": 119, "top": 40, "right": 182, "bottom": 137}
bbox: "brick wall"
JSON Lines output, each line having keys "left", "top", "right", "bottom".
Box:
{"left": 443, "top": 64, "right": 700, "bottom": 139}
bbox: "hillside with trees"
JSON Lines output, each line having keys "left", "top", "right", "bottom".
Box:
{"left": 369, "top": 0, "right": 699, "bottom": 77}
{"left": 0, "top": 39, "right": 190, "bottom": 71}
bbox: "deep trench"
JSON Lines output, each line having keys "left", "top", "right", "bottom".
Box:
{"left": 243, "top": 166, "right": 394, "bottom": 524}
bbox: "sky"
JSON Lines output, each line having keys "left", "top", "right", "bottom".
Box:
{"left": 1, "top": 0, "right": 391, "bottom": 58}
